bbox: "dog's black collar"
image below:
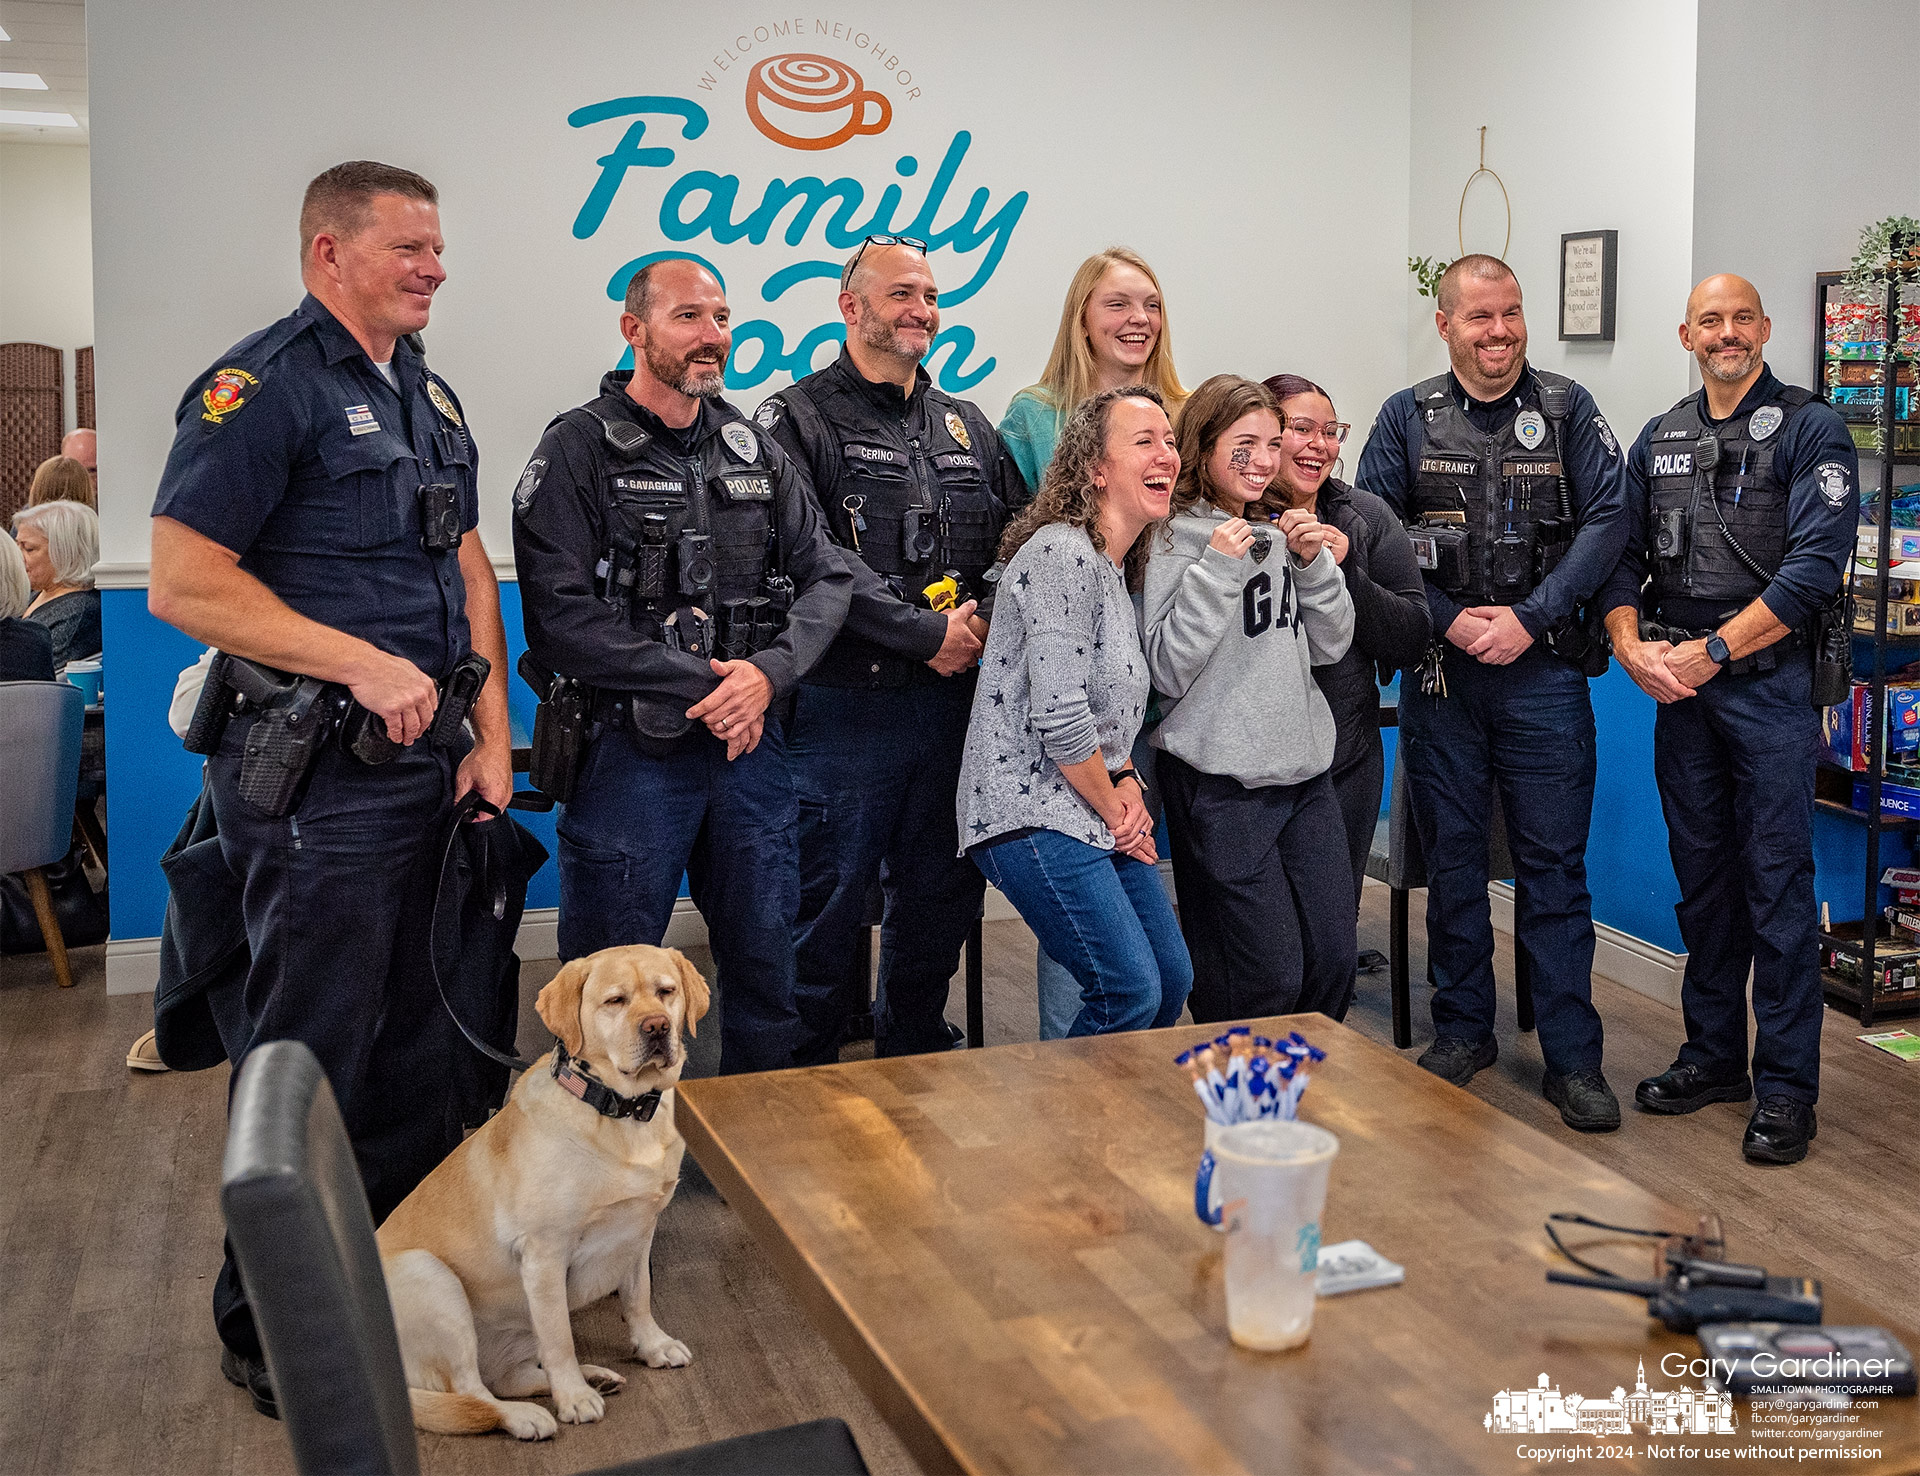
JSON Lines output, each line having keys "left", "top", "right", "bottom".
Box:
{"left": 552, "top": 1045, "right": 664, "bottom": 1122}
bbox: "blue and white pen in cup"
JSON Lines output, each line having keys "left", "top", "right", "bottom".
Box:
{"left": 1184, "top": 1030, "right": 1326, "bottom": 1229}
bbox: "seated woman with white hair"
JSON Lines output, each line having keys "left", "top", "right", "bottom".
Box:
{"left": 0, "top": 529, "right": 57, "bottom": 680}
{"left": 11, "top": 498, "right": 101, "bottom": 669}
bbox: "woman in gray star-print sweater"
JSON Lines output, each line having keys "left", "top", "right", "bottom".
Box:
{"left": 957, "top": 385, "right": 1193, "bottom": 1037}
{"left": 957, "top": 522, "right": 1146, "bottom": 851}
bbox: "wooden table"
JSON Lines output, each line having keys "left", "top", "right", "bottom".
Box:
{"left": 678, "top": 1016, "right": 1918, "bottom": 1475}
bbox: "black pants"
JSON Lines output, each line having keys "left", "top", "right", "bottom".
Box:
{"left": 204, "top": 729, "right": 460, "bottom": 1360}
{"left": 1328, "top": 729, "right": 1386, "bottom": 911}
{"left": 1160, "top": 753, "right": 1358, "bottom": 1024}
{"left": 789, "top": 680, "right": 983, "bottom": 1063}
{"left": 1655, "top": 652, "right": 1822, "bottom": 1101}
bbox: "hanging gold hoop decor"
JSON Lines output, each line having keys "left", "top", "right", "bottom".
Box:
{"left": 1457, "top": 125, "right": 1511, "bottom": 260}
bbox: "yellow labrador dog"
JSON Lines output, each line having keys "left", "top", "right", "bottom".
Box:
{"left": 376, "top": 944, "right": 709, "bottom": 1439}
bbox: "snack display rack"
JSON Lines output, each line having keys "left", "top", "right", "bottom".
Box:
{"left": 1814, "top": 271, "right": 1920, "bottom": 1025}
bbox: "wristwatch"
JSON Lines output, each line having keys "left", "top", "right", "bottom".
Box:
{"left": 1704, "top": 632, "right": 1730, "bottom": 666}
{"left": 1110, "top": 765, "right": 1148, "bottom": 798}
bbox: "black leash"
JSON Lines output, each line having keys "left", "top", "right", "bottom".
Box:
{"left": 429, "top": 790, "right": 660, "bottom": 1122}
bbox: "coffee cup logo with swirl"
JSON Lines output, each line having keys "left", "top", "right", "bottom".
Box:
{"left": 746, "top": 53, "right": 892, "bottom": 151}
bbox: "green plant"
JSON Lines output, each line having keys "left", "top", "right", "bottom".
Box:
{"left": 1843, "top": 215, "right": 1920, "bottom": 289}
{"left": 1408, "top": 255, "right": 1451, "bottom": 299}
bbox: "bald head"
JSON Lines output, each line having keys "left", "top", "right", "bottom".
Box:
{"left": 624, "top": 257, "right": 724, "bottom": 324}
{"left": 60, "top": 428, "right": 96, "bottom": 477}
{"left": 839, "top": 242, "right": 939, "bottom": 377}
{"left": 1686, "top": 273, "right": 1764, "bottom": 325}
{"left": 1680, "top": 274, "right": 1770, "bottom": 387}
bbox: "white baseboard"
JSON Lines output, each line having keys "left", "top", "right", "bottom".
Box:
{"left": 101, "top": 875, "right": 1685, "bottom": 1001}
{"left": 105, "top": 935, "right": 162, "bottom": 995}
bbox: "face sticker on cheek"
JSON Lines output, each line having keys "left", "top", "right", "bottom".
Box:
{"left": 1229, "top": 447, "right": 1252, "bottom": 472}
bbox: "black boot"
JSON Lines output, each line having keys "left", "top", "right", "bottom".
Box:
{"left": 221, "top": 1345, "right": 279, "bottom": 1420}
{"left": 1742, "top": 1096, "right": 1816, "bottom": 1165}
{"left": 1634, "top": 1061, "right": 1752, "bottom": 1115}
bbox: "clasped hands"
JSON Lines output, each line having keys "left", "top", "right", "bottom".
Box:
{"left": 1445, "top": 606, "right": 1535, "bottom": 666}
{"left": 686, "top": 657, "right": 773, "bottom": 759}
{"left": 1102, "top": 777, "right": 1157, "bottom": 864}
{"left": 1617, "top": 634, "right": 1717, "bottom": 704}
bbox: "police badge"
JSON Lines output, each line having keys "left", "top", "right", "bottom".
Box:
{"left": 1514, "top": 410, "right": 1547, "bottom": 450}
{"left": 1748, "top": 405, "right": 1784, "bottom": 441}
{"left": 427, "top": 380, "right": 463, "bottom": 426}
{"left": 945, "top": 411, "right": 972, "bottom": 451}
{"left": 721, "top": 422, "right": 758, "bottom": 463}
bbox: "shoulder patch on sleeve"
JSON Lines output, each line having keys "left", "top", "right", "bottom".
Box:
{"left": 1816, "top": 461, "right": 1853, "bottom": 509}
{"left": 514, "top": 457, "right": 548, "bottom": 513}
{"left": 1592, "top": 413, "right": 1618, "bottom": 457}
{"left": 201, "top": 367, "right": 259, "bottom": 425}
{"left": 753, "top": 396, "right": 783, "bottom": 431}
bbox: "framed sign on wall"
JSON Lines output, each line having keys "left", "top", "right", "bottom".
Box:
{"left": 1560, "top": 230, "right": 1618, "bottom": 342}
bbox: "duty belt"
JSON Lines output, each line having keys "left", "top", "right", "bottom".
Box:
{"left": 1639, "top": 618, "right": 1805, "bottom": 677}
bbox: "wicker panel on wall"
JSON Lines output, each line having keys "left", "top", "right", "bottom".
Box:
{"left": 76, "top": 346, "right": 95, "bottom": 431}
{"left": 1, "top": 342, "right": 64, "bottom": 524}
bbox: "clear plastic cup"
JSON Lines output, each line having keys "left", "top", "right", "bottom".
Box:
{"left": 1215, "top": 1119, "right": 1339, "bottom": 1351}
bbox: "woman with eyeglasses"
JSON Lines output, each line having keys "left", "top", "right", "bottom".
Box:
{"left": 1261, "top": 374, "right": 1431, "bottom": 912}
{"left": 959, "top": 386, "right": 1192, "bottom": 1037}
{"left": 1142, "top": 375, "right": 1356, "bottom": 1023}
{"left": 998, "top": 248, "right": 1187, "bottom": 1038}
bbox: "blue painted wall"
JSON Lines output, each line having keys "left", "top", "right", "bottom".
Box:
{"left": 101, "top": 581, "right": 561, "bottom": 943}
{"left": 100, "top": 592, "right": 1893, "bottom": 953}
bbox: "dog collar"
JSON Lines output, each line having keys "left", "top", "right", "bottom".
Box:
{"left": 552, "top": 1045, "right": 664, "bottom": 1122}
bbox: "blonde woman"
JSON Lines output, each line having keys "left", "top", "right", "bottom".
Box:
{"left": 998, "top": 247, "right": 1187, "bottom": 496}
{"left": 11, "top": 498, "right": 100, "bottom": 667}
{"left": 1000, "top": 247, "right": 1186, "bottom": 1037}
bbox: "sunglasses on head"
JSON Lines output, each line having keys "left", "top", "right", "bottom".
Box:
{"left": 841, "top": 234, "right": 929, "bottom": 290}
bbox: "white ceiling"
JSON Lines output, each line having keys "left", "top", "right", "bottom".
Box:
{"left": 0, "top": 0, "right": 86, "bottom": 145}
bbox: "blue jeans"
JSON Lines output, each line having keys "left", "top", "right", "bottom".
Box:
{"left": 1034, "top": 733, "right": 1166, "bottom": 1039}
{"left": 1400, "top": 646, "right": 1605, "bottom": 1076}
{"left": 557, "top": 717, "right": 800, "bottom": 1075}
{"left": 974, "top": 828, "right": 1192, "bottom": 1036}
{"left": 1655, "top": 651, "right": 1820, "bottom": 1101}
{"left": 789, "top": 679, "right": 984, "bottom": 1064}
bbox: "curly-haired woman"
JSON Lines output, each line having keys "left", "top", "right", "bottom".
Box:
{"left": 1143, "top": 374, "right": 1356, "bottom": 1024}
{"left": 958, "top": 386, "right": 1193, "bottom": 1036}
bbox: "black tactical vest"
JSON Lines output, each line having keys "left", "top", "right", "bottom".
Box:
{"left": 1406, "top": 370, "right": 1577, "bottom": 606}
{"left": 1644, "top": 386, "right": 1818, "bottom": 606}
{"left": 782, "top": 371, "right": 1001, "bottom": 592}
{"left": 564, "top": 397, "right": 784, "bottom": 649}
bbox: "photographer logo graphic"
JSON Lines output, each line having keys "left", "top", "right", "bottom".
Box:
{"left": 1486, "top": 1360, "right": 1736, "bottom": 1437}
{"left": 746, "top": 53, "right": 891, "bottom": 150}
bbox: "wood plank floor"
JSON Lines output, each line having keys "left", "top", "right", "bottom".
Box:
{"left": 2, "top": 885, "right": 1916, "bottom": 1475}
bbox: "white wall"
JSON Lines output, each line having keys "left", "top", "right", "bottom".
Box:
{"left": 88, "top": 0, "right": 1414, "bottom": 569}
{"left": 0, "top": 142, "right": 94, "bottom": 432}
{"left": 1402, "top": 0, "right": 1697, "bottom": 445}
{"left": 1693, "top": 0, "right": 1920, "bottom": 399}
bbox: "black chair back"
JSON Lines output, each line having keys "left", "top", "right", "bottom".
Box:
{"left": 221, "top": 1040, "right": 421, "bottom": 1476}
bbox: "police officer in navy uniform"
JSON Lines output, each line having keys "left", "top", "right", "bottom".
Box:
{"left": 148, "top": 162, "right": 513, "bottom": 1414}
{"left": 1602, "top": 274, "right": 1857, "bottom": 1165}
{"left": 756, "top": 237, "right": 1028, "bottom": 1064}
{"left": 513, "top": 258, "right": 850, "bottom": 1075}
{"left": 1355, "top": 254, "right": 1628, "bottom": 1131}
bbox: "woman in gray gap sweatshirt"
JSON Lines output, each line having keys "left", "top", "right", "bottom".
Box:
{"left": 958, "top": 386, "right": 1193, "bottom": 1036}
{"left": 1142, "top": 375, "right": 1357, "bottom": 1023}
